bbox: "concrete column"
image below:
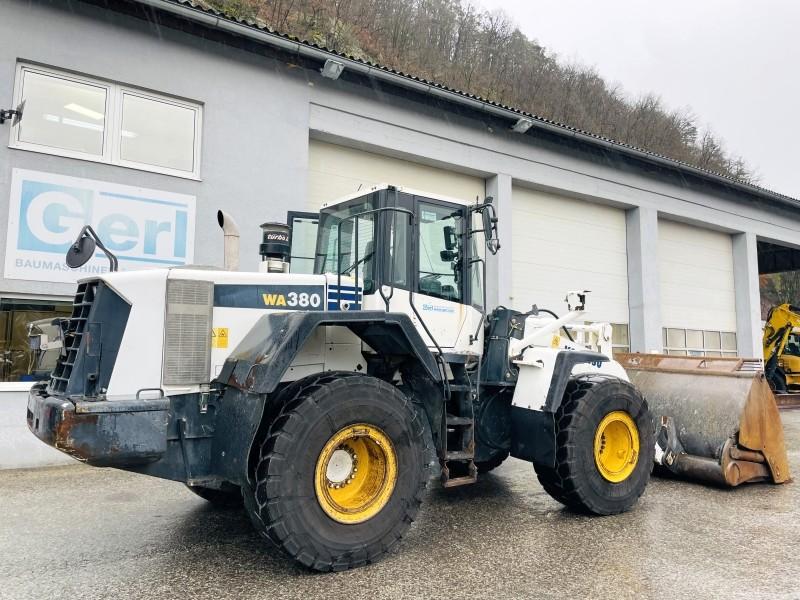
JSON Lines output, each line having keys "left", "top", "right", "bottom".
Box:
{"left": 626, "top": 207, "right": 662, "bottom": 352}
{"left": 485, "top": 174, "right": 513, "bottom": 310}
{"left": 732, "top": 232, "right": 763, "bottom": 357}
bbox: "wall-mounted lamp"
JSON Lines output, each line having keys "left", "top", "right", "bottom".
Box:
{"left": 320, "top": 59, "right": 345, "bottom": 80}
{"left": 511, "top": 117, "right": 533, "bottom": 134}
{"left": 0, "top": 101, "right": 24, "bottom": 126}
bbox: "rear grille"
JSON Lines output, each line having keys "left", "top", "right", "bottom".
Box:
{"left": 48, "top": 280, "right": 99, "bottom": 395}
{"left": 163, "top": 279, "right": 213, "bottom": 385}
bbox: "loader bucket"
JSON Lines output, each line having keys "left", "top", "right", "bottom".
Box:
{"left": 615, "top": 353, "right": 791, "bottom": 487}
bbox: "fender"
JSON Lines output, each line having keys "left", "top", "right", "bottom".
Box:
{"left": 212, "top": 311, "right": 443, "bottom": 484}
{"left": 510, "top": 350, "right": 610, "bottom": 467}
{"left": 216, "top": 310, "right": 441, "bottom": 393}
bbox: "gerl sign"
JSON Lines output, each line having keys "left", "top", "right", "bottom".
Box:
{"left": 4, "top": 169, "right": 196, "bottom": 283}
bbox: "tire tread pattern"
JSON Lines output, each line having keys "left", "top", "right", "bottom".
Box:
{"left": 247, "top": 372, "right": 431, "bottom": 571}
{"left": 534, "top": 374, "right": 653, "bottom": 515}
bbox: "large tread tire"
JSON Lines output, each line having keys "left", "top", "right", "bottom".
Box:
{"left": 534, "top": 374, "right": 654, "bottom": 515}
{"left": 475, "top": 450, "right": 509, "bottom": 474}
{"left": 185, "top": 483, "right": 242, "bottom": 508}
{"left": 246, "top": 372, "right": 431, "bottom": 571}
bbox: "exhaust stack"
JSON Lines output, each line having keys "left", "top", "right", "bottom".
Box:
{"left": 217, "top": 210, "right": 240, "bottom": 271}
{"left": 259, "top": 222, "right": 291, "bottom": 273}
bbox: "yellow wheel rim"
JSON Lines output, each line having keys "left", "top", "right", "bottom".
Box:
{"left": 593, "top": 411, "right": 639, "bottom": 483}
{"left": 314, "top": 424, "right": 397, "bottom": 524}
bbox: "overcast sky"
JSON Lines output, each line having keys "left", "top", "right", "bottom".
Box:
{"left": 479, "top": 0, "right": 800, "bottom": 198}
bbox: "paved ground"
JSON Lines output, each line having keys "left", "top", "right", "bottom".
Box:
{"left": 2, "top": 411, "right": 799, "bottom": 600}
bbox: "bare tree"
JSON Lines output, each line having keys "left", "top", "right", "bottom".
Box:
{"left": 204, "top": 0, "right": 756, "bottom": 182}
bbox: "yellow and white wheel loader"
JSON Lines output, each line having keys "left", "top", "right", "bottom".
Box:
{"left": 27, "top": 185, "right": 790, "bottom": 571}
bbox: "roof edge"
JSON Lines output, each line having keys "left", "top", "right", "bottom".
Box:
{"left": 130, "top": 0, "right": 800, "bottom": 209}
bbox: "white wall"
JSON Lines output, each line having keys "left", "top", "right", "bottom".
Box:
{"left": 511, "top": 185, "right": 629, "bottom": 324}
{"left": 306, "top": 140, "right": 485, "bottom": 210}
{"left": 658, "top": 219, "right": 737, "bottom": 332}
{"left": 0, "top": 389, "right": 74, "bottom": 469}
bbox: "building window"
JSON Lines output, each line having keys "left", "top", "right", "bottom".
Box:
{"left": 1, "top": 299, "right": 72, "bottom": 383}
{"left": 611, "top": 323, "right": 630, "bottom": 353}
{"left": 10, "top": 64, "right": 202, "bottom": 179}
{"left": 663, "top": 327, "right": 737, "bottom": 356}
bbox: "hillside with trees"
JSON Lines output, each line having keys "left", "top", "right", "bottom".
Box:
{"left": 203, "top": 0, "right": 756, "bottom": 183}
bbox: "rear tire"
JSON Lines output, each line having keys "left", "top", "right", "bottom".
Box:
{"left": 475, "top": 450, "right": 509, "bottom": 473}
{"left": 534, "top": 374, "right": 654, "bottom": 515}
{"left": 185, "top": 483, "right": 242, "bottom": 508}
{"left": 245, "top": 372, "right": 430, "bottom": 571}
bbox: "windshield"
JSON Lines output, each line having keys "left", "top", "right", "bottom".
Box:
{"left": 786, "top": 332, "right": 800, "bottom": 357}
{"left": 314, "top": 198, "right": 376, "bottom": 292}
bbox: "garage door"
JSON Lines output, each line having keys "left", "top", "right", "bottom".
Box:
{"left": 306, "top": 140, "right": 485, "bottom": 210}
{"left": 658, "top": 220, "right": 737, "bottom": 355}
{"left": 511, "top": 186, "right": 629, "bottom": 328}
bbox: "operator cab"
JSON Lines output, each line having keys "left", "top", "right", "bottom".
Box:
{"left": 286, "top": 184, "right": 499, "bottom": 350}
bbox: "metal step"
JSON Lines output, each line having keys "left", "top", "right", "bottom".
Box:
{"left": 445, "top": 450, "right": 473, "bottom": 461}
{"left": 447, "top": 384, "right": 472, "bottom": 392}
{"left": 445, "top": 415, "right": 473, "bottom": 427}
{"left": 440, "top": 461, "right": 478, "bottom": 488}
{"left": 441, "top": 474, "right": 478, "bottom": 488}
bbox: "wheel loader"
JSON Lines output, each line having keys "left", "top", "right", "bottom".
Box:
{"left": 27, "top": 184, "right": 789, "bottom": 571}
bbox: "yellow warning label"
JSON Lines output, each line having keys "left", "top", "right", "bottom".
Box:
{"left": 550, "top": 334, "right": 561, "bottom": 349}
{"left": 212, "top": 327, "right": 229, "bottom": 349}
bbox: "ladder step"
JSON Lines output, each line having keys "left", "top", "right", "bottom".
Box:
{"left": 445, "top": 451, "right": 474, "bottom": 461}
{"left": 441, "top": 474, "right": 478, "bottom": 488}
{"left": 445, "top": 415, "right": 473, "bottom": 427}
{"left": 447, "top": 384, "right": 472, "bottom": 392}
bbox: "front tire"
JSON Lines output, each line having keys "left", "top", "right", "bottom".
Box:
{"left": 246, "top": 372, "right": 430, "bottom": 571}
{"left": 534, "top": 374, "right": 654, "bottom": 515}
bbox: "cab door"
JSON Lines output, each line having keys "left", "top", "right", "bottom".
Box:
{"left": 409, "top": 199, "right": 467, "bottom": 348}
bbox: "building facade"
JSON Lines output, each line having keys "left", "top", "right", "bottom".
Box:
{"left": 2, "top": 0, "right": 800, "bottom": 404}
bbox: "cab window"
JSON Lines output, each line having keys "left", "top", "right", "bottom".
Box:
{"left": 417, "top": 202, "right": 463, "bottom": 302}
{"left": 315, "top": 198, "right": 376, "bottom": 293}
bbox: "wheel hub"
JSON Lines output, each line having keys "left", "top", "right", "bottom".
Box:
{"left": 325, "top": 446, "right": 358, "bottom": 488}
{"left": 593, "top": 411, "right": 640, "bottom": 483}
{"left": 315, "top": 424, "right": 398, "bottom": 524}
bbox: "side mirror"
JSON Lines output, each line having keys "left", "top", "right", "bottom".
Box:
{"left": 65, "top": 226, "right": 119, "bottom": 272}
{"left": 65, "top": 234, "right": 96, "bottom": 268}
{"left": 443, "top": 225, "right": 458, "bottom": 251}
{"left": 481, "top": 205, "right": 501, "bottom": 255}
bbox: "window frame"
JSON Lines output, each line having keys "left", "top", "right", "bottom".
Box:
{"left": 0, "top": 295, "right": 73, "bottom": 387}
{"left": 9, "top": 63, "right": 203, "bottom": 180}
{"left": 662, "top": 327, "right": 738, "bottom": 357}
{"left": 412, "top": 195, "right": 469, "bottom": 305}
{"left": 286, "top": 211, "right": 320, "bottom": 274}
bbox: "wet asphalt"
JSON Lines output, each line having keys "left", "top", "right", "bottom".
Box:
{"left": 2, "top": 410, "right": 799, "bottom": 600}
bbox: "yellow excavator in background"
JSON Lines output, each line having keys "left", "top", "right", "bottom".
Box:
{"left": 763, "top": 303, "right": 800, "bottom": 392}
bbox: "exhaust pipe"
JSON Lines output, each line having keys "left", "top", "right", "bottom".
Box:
{"left": 217, "top": 210, "right": 240, "bottom": 271}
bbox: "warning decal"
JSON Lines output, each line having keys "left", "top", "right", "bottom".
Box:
{"left": 212, "top": 327, "right": 229, "bottom": 349}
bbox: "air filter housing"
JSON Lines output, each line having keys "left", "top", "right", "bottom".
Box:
{"left": 260, "top": 222, "right": 291, "bottom": 273}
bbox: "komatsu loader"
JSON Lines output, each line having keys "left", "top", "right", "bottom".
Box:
{"left": 27, "top": 185, "right": 789, "bottom": 571}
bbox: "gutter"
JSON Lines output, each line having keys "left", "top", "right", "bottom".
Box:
{"left": 133, "top": 0, "right": 800, "bottom": 210}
